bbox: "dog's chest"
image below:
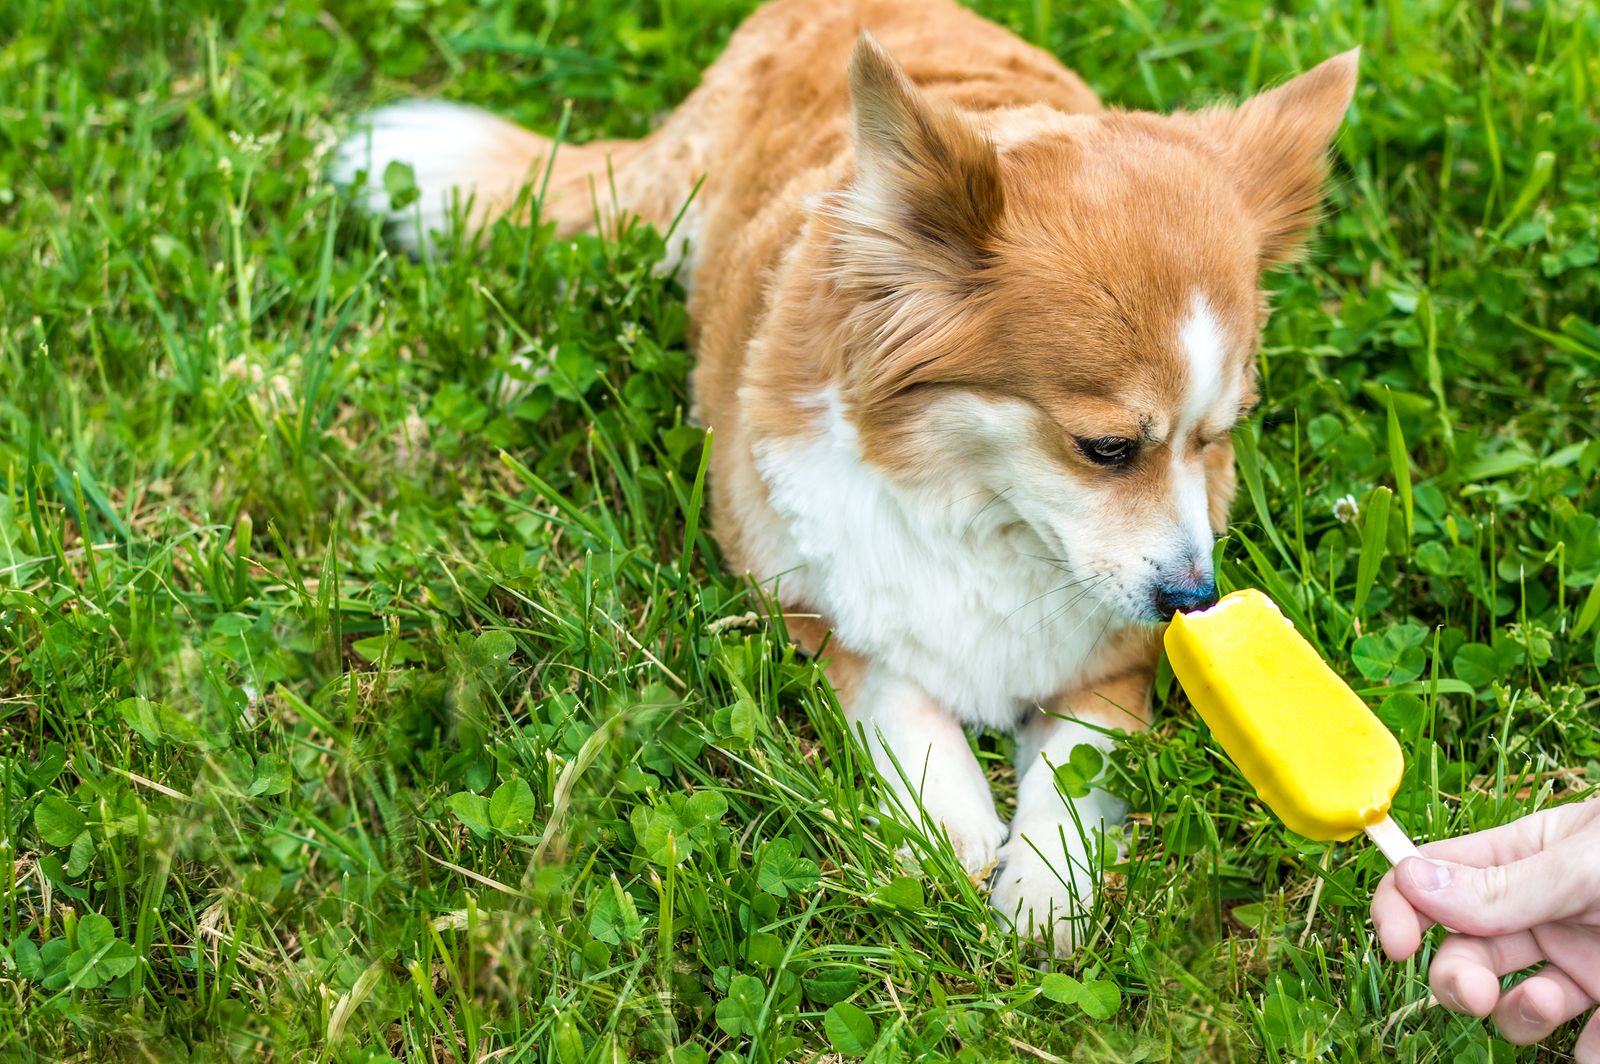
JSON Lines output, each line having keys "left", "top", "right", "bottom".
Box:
{"left": 753, "top": 405, "right": 1119, "bottom": 727}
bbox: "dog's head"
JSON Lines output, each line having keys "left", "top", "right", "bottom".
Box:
{"left": 827, "top": 35, "right": 1357, "bottom": 624}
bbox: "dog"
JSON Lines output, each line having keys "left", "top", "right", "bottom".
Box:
{"left": 335, "top": 0, "right": 1357, "bottom": 952}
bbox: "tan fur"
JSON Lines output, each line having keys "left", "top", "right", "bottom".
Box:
{"left": 1046, "top": 654, "right": 1159, "bottom": 733}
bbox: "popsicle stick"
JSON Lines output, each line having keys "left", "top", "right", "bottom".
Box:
{"left": 1364, "top": 815, "right": 1421, "bottom": 864}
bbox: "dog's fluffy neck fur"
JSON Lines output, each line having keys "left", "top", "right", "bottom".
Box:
{"left": 753, "top": 386, "right": 1144, "bottom": 729}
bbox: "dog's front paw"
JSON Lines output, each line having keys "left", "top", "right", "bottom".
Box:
{"left": 989, "top": 834, "right": 1097, "bottom": 955}
{"left": 899, "top": 789, "right": 1008, "bottom": 876}
{"left": 943, "top": 801, "right": 1010, "bottom": 876}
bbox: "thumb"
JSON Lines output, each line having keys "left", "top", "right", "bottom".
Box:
{"left": 1395, "top": 846, "right": 1595, "bottom": 937}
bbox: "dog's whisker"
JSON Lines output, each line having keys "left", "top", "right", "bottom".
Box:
{"left": 1039, "top": 583, "right": 1105, "bottom": 633}
{"left": 960, "top": 487, "right": 1014, "bottom": 539}
{"left": 1062, "top": 604, "right": 1115, "bottom": 649}
{"left": 1006, "top": 573, "right": 1106, "bottom": 623}
{"left": 1013, "top": 552, "right": 1085, "bottom": 577}
{"left": 1026, "top": 575, "right": 1109, "bottom": 634}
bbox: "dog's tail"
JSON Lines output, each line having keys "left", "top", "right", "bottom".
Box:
{"left": 332, "top": 100, "right": 678, "bottom": 256}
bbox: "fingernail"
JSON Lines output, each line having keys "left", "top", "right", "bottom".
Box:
{"left": 1520, "top": 1002, "right": 1543, "bottom": 1025}
{"left": 1410, "top": 859, "right": 1451, "bottom": 891}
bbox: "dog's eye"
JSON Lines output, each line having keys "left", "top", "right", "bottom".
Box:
{"left": 1076, "top": 436, "right": 1138, "bottom": 465}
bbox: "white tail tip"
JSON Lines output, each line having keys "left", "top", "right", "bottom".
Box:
{"left": 331, "top": 100, "right": 539, "bottom": 255}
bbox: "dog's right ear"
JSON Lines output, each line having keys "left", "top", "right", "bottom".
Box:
{"left": 837, "top": 33, "right": 1006, "bottom": 287}
{"left": 1194, "top": 49, "right": 1360, "bottom": 269}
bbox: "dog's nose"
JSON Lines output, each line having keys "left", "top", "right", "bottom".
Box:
{"left": 1152, "top": 573, "right": 1219, "bottom": 618}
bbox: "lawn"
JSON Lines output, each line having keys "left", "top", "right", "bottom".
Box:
{"left": 1, "top": 0, "right": 1597, "bottom": 1059}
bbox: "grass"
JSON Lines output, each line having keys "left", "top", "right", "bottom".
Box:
{"left": 1, "top": 0, "right": 1597, "bottom": 1059}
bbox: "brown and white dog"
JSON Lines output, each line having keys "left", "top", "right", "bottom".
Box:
{"left": 336, "top": 0, "right": 1357, "bottom": 951}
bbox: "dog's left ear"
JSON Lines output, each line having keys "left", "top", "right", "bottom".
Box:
{"left": 1195, "top": 49, "right": 1359, "bottom": 268}
{"left": 837, "top": 32, "right": 1005, "bottom": 287}
{"left": 828, "top": 33, "right": 1007, "bottom": 404}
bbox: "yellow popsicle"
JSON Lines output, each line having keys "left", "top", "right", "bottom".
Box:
{"left": 1164, "top": 588, "right": 1419, "bottom": 863}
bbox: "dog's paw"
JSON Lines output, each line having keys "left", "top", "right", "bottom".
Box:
{"left": 901, "top": 790, "right": 1008, "bottom": 876}
{"left": 945, "top": 803, "right": 1010, "bottom": 876}
{"left": 988, "top": 834, "right": 1096, "bottom": 955}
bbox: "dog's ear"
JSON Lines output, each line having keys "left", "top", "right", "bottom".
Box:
{"left": 829, "top": 34, "right": 1006, "bottom": 404}
{"left": 1195, "top": 49, "right": 1359, "bottom": 268}
{"left": 836, "top": 33, "right": 1005, "bottom": 287}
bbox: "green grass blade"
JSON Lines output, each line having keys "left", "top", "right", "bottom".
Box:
{"left": 1353, "top": 486, "right": 1394, "bottom": 618}
{"left": 1386, "top": 392, "right": 1414, "bottom": 545}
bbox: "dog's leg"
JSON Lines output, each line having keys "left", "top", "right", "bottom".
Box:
{"left": 839, "top": 661, "right": 1007, "bottom": 875}
{"left": 991, "top": 668, "right": 1152, "bottom": 953}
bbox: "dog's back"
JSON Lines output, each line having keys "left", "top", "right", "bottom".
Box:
{"left": 332, "top": 0, "right": 1098, "bottom": 270}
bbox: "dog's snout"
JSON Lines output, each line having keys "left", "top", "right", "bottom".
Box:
{"left": 1151, "top": 570, "right": 1219, "bottom": 619}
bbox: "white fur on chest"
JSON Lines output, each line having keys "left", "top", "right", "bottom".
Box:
{"left": 750, "top": 391, "right": 1121, "bottom": 728}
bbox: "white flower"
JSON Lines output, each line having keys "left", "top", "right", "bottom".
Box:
{"left": 1333, "top": 494, "right": 1360, "bottom": 523}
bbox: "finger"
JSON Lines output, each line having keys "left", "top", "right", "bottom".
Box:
{"left": 1395, "top": 840, "right": 1600, "bottom": 937}
{"left": 1577, "top": 1009, "right": 1600, "bottom": 1064}
{"left": 1429, "top": 932, "right": 1543, "bottom": 1017}
{"left": 1415, "top": 799, "right": 1600, "bottom": 867}
{"left": 1371, "top": 867, "right": 1425, "bottom": 960}
{"left": 1492, "top": 965, "right": 1597, "bottom": 1045}
{"left": 1531, "top": 922, "right": 1600, "bottom": 1004}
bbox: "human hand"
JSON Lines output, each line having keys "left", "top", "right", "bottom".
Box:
{"left": 1371, "top": 797, "right": 1600, "bottom": 1060}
